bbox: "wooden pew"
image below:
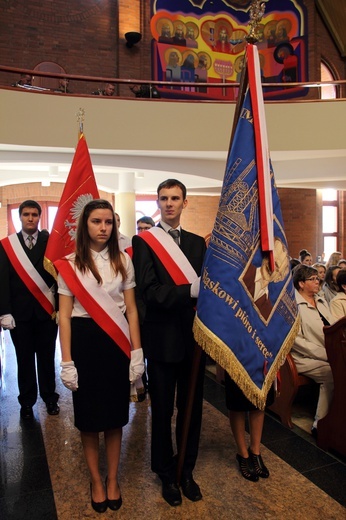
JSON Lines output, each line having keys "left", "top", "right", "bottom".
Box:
{"left": 267, "top": 353, "right": 314, "bottom": 429}
{"left": 317, "top": 316, "right": 346, "bottom": 456}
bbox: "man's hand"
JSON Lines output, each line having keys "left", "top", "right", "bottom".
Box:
{"left": 190, "top": 277, "right": 201, "bottom": 298}
{"left": 0, "top": 314, "right": 16, "bottom": 330}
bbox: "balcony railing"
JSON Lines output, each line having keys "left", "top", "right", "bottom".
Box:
{"left": 1, "top": 64, "right": 345, "bottom": 101}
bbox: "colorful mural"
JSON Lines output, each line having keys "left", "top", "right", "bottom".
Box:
{"left": 150, "top": 0, "right": 308, "bottom": 100}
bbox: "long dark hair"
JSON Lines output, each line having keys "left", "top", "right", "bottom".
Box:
{"left": 75, "top": 199, "right": 126, "bottom": 283}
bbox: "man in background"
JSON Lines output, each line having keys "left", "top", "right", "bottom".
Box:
{"left": 92, "top": 82, "right": 115, "bottom": 96}
{"left": 137, "top": 216, "right": 155, "bottom": 234}
{"left": 115, "top": 212, "right": 132, "bottom": 251}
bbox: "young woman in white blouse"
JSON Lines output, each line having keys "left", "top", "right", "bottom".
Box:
{"left": 56, "top": 199, "right": 144, "bottom": 513}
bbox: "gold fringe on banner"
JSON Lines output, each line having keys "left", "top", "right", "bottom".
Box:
{"left": 193, "top": 313, "right": 300, "bottom": 410}
{"left": 44, "top": 255, "right": 58, "bottom": 280}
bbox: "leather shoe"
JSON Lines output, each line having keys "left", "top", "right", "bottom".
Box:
{"left": 181, "top": 476, "right": 202, "bottom": 502}
{"left": 20, "top": 405, "right": 33, "bottom": 420}
{"left": 105, "top": 476, "right": 122, "bottom": 511}
{"left": 311, "top": 427, "right": 318, "bottom": 439}
{"left": 46, "top": 402, "right": 60, "bottom": 415}
{"left": 90, "top": 483, "right": 108, "bottom": 514}
{"left": 161, "top": 480, "right": 182, "bottom": 507}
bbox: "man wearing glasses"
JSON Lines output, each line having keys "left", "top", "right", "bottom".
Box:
{"left": 137, "top": 216, "right": 155, "bottom": 234}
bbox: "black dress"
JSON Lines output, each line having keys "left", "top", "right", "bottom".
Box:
{"left": 224, "top": 371, "right": 274, "bottom": 412}
{"left": 71, "top": 317, "right": 130, "bottom": 432}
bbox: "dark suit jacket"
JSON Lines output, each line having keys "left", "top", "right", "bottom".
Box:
{"left": 0, "top": 231, "right": 57, "bottom": 321}
{"left": 132, "top": 228, "right": 206, "bottom": 363}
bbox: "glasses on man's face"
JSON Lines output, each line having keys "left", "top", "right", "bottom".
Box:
{"left": 305, "top": 276, "right": 319, "bottom": 282}
{"left": 137, "top": 226, "right": 151, "bottom": 232}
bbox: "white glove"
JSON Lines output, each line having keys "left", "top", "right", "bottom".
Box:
{"left": 190, "top": 277, "right": 201, "bottom": 298}
{"left": 0, "top": 314, "right": 16, "bottom": 330}
{"left": 129, "top": 348, "right": 145, "bottom": 383}
{"left": 60, "top": 361, "right": 79, "bottom": 391}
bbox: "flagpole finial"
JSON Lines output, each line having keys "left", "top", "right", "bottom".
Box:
{"left": 247, "top": 0, "right": 268, "bottom": 43}
{"left": 76, "top": 107, "right": 85, "bottom": 136}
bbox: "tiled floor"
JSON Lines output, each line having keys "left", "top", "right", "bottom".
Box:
{"left": 1, "top": 330, "right": 345, "bottom": 519}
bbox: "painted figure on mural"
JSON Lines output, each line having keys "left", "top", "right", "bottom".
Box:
{"left": 185, "top": 24, "right": 198, "bottom": 49}
{"left": 172, "top": 23, "right": 186, "bottom": 47}
{"left": 214, "top": 26, "right": 231, "bottom": 53}
{"left": 274, "top": 42, "right": 298, "bottom": 83}
{"left": 166, "top": 50, "right": 182, "bottom": 85}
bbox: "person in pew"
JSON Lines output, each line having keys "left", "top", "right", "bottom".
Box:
{"left": 312, "top": 262, "right": 326, "bottom": 297}
{"left": 322, "top": 264, "right": 341, "bottom": 304}
{"left": 329, "top": 268, "right": 346, "bottom": 320}
{"left": 56, "top": 199, "right": 144, "bottom": 513}
{"left": 325, "top": 251, "right": 342, "bottom": 271}
{"left": 299, "top": 249, "right": 312, "bottom": 266}
{"left": 291, "top": 264, "right": 334, "bottom": 438}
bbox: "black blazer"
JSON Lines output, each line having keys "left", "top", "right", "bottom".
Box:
{"left": 132, "top": 228, "right": 206, "bottom": 363}
{"left": 0, "top": 231, "right": 57, "bottom": 321}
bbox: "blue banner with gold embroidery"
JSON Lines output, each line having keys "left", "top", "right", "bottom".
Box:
{"left": 193, "top": 45, "right": 299, "bottom": 410}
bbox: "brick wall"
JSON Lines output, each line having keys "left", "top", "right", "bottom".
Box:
{"left": 278, "top": 187, "right": 325, "bottom": 262}
{"left": 181, "top": 195, "right": 219, "bottom": 239}
{"left": 0, "top": 1, "right": 345, "bottom": 95}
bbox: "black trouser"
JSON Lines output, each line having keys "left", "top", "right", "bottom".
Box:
{"left": 147, "top": 348, "right": 205, "bottom": 482}
{"left": 10, "top": 319, "right": 58, "bottom": 407}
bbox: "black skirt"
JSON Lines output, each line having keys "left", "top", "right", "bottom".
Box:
{"left": 224, "top": 371, "right": 275, "bottom": 412}
{"left": 71, "top": 318, "right": 130, "bottom": 432}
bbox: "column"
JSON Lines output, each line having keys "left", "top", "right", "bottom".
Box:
{"left": 115, "top": 171, "right": 136, "bottom": 238}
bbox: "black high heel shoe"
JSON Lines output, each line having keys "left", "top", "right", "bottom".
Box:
{"left": 236, "top": 454, "right": 259, "bottom": 482}
{"left": 105, "top": 476, "right": 122, "bottom": 511}
{"left": 248, "top": 448, "right": 270, "bottom": 478}
{"left": 90, "top": 483, "right": 108, "bottom": 513}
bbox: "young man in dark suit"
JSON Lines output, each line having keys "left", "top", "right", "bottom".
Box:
{"left": 132, "top": 179, "right": 206, "bottom": 507}
{"left": 0, "top": 200, "right": 59, "bottom": 419}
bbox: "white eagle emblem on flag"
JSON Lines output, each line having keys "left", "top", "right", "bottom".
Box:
{"left": 64, "top": 194, "right": 94, "bottom": 241}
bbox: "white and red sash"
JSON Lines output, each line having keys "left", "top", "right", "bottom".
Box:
{"left": 1, "top": 234, "right": 55, "bottom": 317}
{"left": 138, "top": 227, "right": 198, "bottom": 285}
{"left": 54, "top": 258, "right": 131, "bottom": 358}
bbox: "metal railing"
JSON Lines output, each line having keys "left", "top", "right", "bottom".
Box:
{"left": 1, "top": 64, "right": 345, "bottom": 101}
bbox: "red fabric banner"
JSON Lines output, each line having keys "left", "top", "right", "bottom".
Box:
{"left": 44, "top": 134, "right": 99, "bottom": 275}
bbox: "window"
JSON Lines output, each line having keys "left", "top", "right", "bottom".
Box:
{"left": 321, "top": 62, "right": 337, "bottom": 99}
{"left": 322, "top": 189, "right": 338, "bottom": 260}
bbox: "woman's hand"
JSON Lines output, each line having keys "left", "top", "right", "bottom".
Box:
{"left": 60, "top": 360, "right": 79, "bottom": 391}
{"left": 129, "top": 348, "right": 145, "bottom": 382}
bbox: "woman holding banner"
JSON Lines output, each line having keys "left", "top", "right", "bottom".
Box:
{"left": 56, "top": 199, "right": 144, "bottom": 513}
{"left": 225, "top": 374, "right": 273, "bottom": 482}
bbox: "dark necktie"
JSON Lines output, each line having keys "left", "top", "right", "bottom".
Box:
{"left": 27, "top": 235, "right": 34, "bottom": 249}
{"left": 168, "top": 229, "right": 180, "bottom": 245}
